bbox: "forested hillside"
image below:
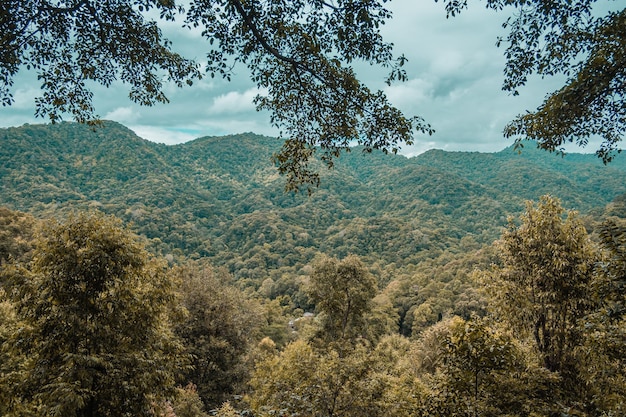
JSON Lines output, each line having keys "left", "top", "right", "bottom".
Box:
{"left": 3, "top": 121, "right": 626, "bottom": 325}
{"left": 2, "top": 122, "right": 626, "bottom": 416}
{"left": 2, "top": 122, "right": 625, "bottom": 279}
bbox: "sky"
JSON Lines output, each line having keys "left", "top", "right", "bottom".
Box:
{"left": 0, "top": 1, "right": 574, "bottom": 156}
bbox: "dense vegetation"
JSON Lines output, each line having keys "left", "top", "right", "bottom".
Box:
{"left": 3, "top": 122, "right": 625, "bottom": 266}
{"left": 1, "top": 122, "right": 626, "bottom": 416}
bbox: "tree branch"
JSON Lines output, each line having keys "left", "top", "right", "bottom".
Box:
{"left": 229, "top": 0, "right": 300, "bottom": 67}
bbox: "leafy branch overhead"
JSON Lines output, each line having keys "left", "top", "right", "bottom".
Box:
{"left": 438, "top": 0, "right": 626, "bottom": 162}
{"left": 1, "top": 0, "right": 433, "bottom": 192}
{"left": 0, "top": 0, "right": 200, "bottom": 121}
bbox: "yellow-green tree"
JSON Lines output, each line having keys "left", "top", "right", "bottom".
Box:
{"left": 474, "top": 195, "right": 605, "bottom": 415}
{"left": 0, "top": 207, "right": 36, "bottom": 270}
{"left": 249, "top": 335, "right": 423, "bottom": 417}
{"left": 483, "top": 196, "right": 597, "bottom": 376}
{"left": 420, "top": 316, "right": 557, "bottom": 417}
{"left": 0, "top": 288, "right": 30, "bottom": 416}
{"left": 172, "top": 262, "right": 263, "bottom": 410}
{"left": 249, "top": 255, "right": 420, "bottom": 417}
{"left": 306, "top": 254, "right": 379, "bottom": 347}
{"left": 577, "top": 218, "right": 626, "bottom": 414}
{"left": 2, "top": 212, "right": 188, "bottom": 416}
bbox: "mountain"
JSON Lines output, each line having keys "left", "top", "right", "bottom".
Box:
{"left": 2, "top": 121, "right": 626, "bottom": 288}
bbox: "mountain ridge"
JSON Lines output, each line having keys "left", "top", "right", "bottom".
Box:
{"left": 2, "top": 121, "right": 625, "bottom": 286}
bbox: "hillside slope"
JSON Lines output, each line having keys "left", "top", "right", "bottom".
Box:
{"left": 2, "top": 121, "right": 625, "bottom": 285}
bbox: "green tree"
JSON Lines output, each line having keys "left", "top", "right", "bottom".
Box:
{"left": 1, "top": 0, "right": 199, "bottom": 123}
{"left": 2, "top": 0, "right": 432, "bottom": 191}
{"left": 249, "top": 336, "right": 423, "bottom": 417}
{"left": 306, "top": 254, "right": 379, "bottom": 346}
{"left": 172, "top": 262, "right": 263, "bottom": 410}
{"left": 438, "top": 0, "right": 625, "bottom": 160}
{"left": 483, "top": 196, "right": 597, "bottom": 375}
{"left": 418, "top": 316, "right": 557, "bottom": 417}
{"left": 577, "top": 218, "right": 626, "bottom": 414}
{"left": 0, "top": 207, "right": 36, "bottom": 265}
{"left": 2, "top": 211, "right": 188, "bottom": 416}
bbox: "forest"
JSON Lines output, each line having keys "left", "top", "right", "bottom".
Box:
{"left": 1, "top": 121, "right": 625, "bottom": 416}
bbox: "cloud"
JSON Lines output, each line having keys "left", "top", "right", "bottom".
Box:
{"left": 384, "top": 78, "right": 434, "bottom": 108}
{"left": 128, "top": 125, "right": 200, "bottom": 145}
{"left": 195, "top": 118, "right": 278, "bottom": 137}
{"left": 129, "top": 119, "right": 279, "bottom": 145}
{"left": 104, "top": 107, "right": 139, "bottom": 124}
{"left": 207, "top": 88, "right": 266, "bottom": 115}
{"left": 12, "top": 87, "right": 40, "bottom": 110}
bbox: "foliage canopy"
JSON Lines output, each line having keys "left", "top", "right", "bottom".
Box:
{"left": 438, "top": 0, "right": 626, "bottom": 161}
{"left": 172, "top": 262, "right": 263, "bottom": 409}
{"left": 1, "top": 192, "right": 626, "bottom": 415}
{"left": 307, "top": 255, "right": 378, "bottom": 345}
{"left": 1, "top": 212, "right": 188, "bottom": 416}
{"left": 483, "top": 195, "right": 597, "bottom": 374}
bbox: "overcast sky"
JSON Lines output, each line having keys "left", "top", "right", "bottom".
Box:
{"left": 1, "top": 1, "right": 573, "bottom": 155}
